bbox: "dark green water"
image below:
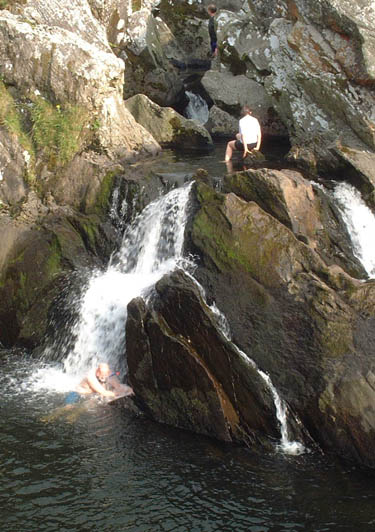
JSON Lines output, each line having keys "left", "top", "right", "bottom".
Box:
{"left": 2, "top": 352, "right": 375, "bottom": 532}
{"left": 2, "top": 143, "right": 375, "bottom": 531}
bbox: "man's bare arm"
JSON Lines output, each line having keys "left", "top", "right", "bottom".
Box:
{"left": 86, "top": 374, "right": 115, "bottom": 397}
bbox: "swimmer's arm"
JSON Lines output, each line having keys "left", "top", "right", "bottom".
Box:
{"left": 86, "top": 374, "right": 115, "bottom": 398}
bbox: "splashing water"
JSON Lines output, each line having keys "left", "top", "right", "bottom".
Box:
{"left": 30, "top": 179, "right": 305, "bottom": 455}
{"left": 332, "top": 182, "right": 375, "bottom": 278}
{"left": 258, "top": 370, "right": 305, "bottom": 455}
{"left": 185, "top": 91, "right": 209, "bottom": 125}
{"left": 34, "top": 184, "right": 193, "bottom": 393}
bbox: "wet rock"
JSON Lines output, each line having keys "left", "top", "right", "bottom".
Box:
{"left": 124, "top": 94, "right": 213, "bottom": 148}
{"left": 187, "top": 181, "right": 375, "bottom": 467}
{"left": 223, "top": 167, "right": 366, "bottom": 278}
{"left": 126, "top": 270, "right": 280, "bottom": 446}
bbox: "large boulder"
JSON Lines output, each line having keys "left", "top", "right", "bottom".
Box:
{"left": 224, "top": 167, "right": 367, "bottom": 278}
{"left": 186, "top": 180, "right": 375, "bottom": 467}
{"left": 201, "top": 70, "right": 287, "bottom": 137}
{"left": 205, "top": 105, "right": 238, "bottom": 138}
{"left": 262, "top": 1, "right": 375, "bottom": 175}
{"left": 120, "top": 8, "right": 185, "bottom": 107}
{"left": 126, "top": 270, "right": 282, "bottom": 445}
{"left": 125, "top": 94, "right": 213, "bottom": 148}
{"left": 0, "top": 7, "right": 160, "bottom": 164}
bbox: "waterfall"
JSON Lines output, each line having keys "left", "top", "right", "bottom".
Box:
{"left": 185, "top": 91, "right": 209, "bottom": 125}
{"left": 331, "top": 182, "right": 375, "bottom": 278}
{"left": 36, "top": 178, "right": 304, "bottom": 454}
{"left": 60, "top": 183, "right": 193, "bottom": 381}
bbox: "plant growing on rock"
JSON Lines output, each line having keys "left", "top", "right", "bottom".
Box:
{"left": 30, "top": 98, "right": 89, "bottom": 167}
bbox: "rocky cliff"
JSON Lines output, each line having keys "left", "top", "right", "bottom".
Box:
{"left": 2, "top": 0, "right": 375, "bottom": 469}
{"left": 126, "top": 173, "right": 375, "bottom": 467}
{"left": 0, "top": 0, "right": 162, "bottom": 346}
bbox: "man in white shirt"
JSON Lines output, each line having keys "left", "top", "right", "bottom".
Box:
{"left": 225, "top": 105, "right": 262, "bottom": 162}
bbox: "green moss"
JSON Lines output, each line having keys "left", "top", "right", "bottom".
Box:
{"left": 0, "top": 0, "right": 26, "bottom": 9}
{"left": 158, "top": 0, "right": 204, "bottom": 25}
{"left": 46, "top": 237, "right": 62, "bottom": 278}
{"left": 132, "top": 0, "right": 142, "bottom": 12}
{"left": 18, "top": 271, "right": 28, "bottom": 305}
{"left": 80, "top": 218, "right": 98, "bottom": 250}
{"left": 0, "top": 82, "right": 35, "bottom": 182}
{"left": 30, "top": 98, "right": 89, "bottom": 167}
{"left": 93, "top": 171, "right": 117, "bottom": 215}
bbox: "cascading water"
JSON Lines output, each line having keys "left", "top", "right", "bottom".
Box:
{"left": 32, "top": 184, "right": 193, "bottom": 393}
{"left": 35, "top": 177, "right": 304, "bottom": 454}
{"left": 184, "top": 271, "right": 305, "bottom": 455}
{"left": 184, "top": 91, "right": 209, "bottom": 125}
{"left": 330, "top": 182, "right": 375, "bottom": 278}
{"left": 62, "top": 184, "right": 193, "bottom": 380}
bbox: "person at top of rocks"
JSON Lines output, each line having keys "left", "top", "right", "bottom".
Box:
{"left": 224, "top": 105, "right": 262, "bottom": 162}
{"left": 207, "top": 4, "right": 218, "bottom": 57}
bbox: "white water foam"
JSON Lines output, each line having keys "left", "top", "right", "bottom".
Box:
{"left": 185, "top": 91, "right": 209, "bottom": 125}
{"left": 332, "top": 182, "right": 375, "bottom": 278}
{"left": 33, "top": 184, "right": 193, "bottom": 393}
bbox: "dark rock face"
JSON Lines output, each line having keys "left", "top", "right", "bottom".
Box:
{"left": 126, "top": 270, "right": 281, "bottom": 446}
{"left": 181, "top": 178, "right": 375, "bottom": 467}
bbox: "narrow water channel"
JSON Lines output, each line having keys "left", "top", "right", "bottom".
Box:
{"left": 2, "top": 142, "right": 375, "bottom": 532}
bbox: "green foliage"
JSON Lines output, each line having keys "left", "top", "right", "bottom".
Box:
{"left": 0, "top": 82, "right": 33, "bottom": 153}
{"left": 30, "top": 99, "right": 88, "bottom": 166}
{"left": 132, "top": 0, "right": 142, "bottom": 12}
{"left": 0, "top": 82, "right": 35, "bottom": 183}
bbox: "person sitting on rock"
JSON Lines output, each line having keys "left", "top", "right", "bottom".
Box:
{"left": 225, "top": 105, "right": 262, "bottom": 162}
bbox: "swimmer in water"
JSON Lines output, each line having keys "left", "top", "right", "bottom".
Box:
{"left": 65, "top": 362, "right": 134, "bottom": 405}
{"left": 42, "top": 363, "right": 134, "bottom": 423}
{"left": 76, "top": 363, "right": 116, "bottom": 398}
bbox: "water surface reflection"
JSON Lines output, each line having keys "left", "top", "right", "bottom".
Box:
{"left": 2, "top": 353, "right": 375, "bottom": 532}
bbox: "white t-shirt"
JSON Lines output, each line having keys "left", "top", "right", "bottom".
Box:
{"left": 239, "top": 114, "right": 261, "bottom": 145}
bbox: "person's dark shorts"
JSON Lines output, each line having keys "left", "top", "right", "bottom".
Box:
{"left": 210, "top": 41, "right": 217, "bottom": 53}
{"left": 234, "top": 140, "right": 257, "bottom": 151}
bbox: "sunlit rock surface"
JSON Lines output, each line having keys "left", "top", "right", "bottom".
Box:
{"left": 125, "top": 94, "right": 213, "bottom": 148}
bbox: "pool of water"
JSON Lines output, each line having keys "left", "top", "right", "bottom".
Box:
{"left": 2, "top": 351, "right": 375, "bottom": 532}
{"left": 3, "top": 142, "right": 375, "bottom": 532}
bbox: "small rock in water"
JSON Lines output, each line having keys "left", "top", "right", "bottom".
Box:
{"left": 193, "top": 168, "right": 211, "bottom": 186}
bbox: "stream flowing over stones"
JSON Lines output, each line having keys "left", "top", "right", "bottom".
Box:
{"left": 2, "top": 2, "right": 375, "bottom": 526}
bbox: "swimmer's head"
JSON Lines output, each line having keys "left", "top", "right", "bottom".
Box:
{"left": 96, "top": 363, "right": 111, "bottom": 383}
{"left": 207, "top": 4, "right": 217, "bottom": 15}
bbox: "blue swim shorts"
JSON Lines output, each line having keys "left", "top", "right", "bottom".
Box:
{"left": 65, "top": 391, "right": 81, "bottom": 405}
